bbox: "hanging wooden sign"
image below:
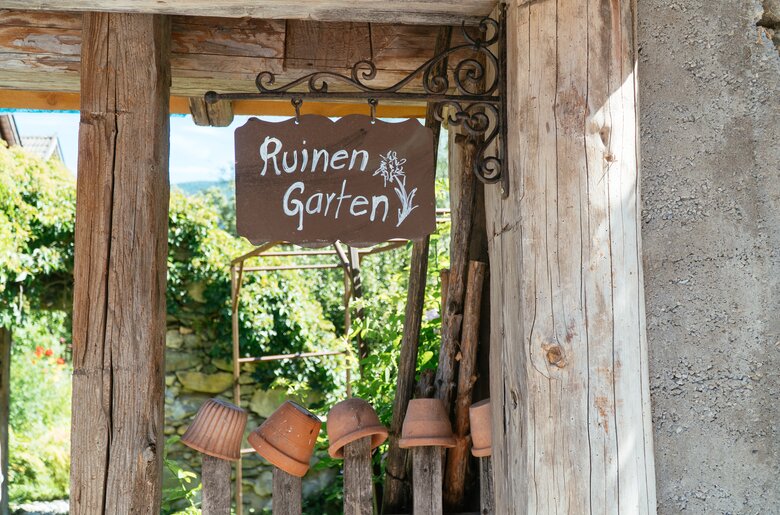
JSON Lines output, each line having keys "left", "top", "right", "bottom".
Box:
{"left": 234, "top": 114, "right": 436, "bottom": 245}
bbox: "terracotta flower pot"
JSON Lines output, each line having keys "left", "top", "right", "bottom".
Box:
{"left": 399, "top": 398, "right": 456, "bottom": 448}
{"left": 248, "top": 400, "right": 322, "bottom": 477}
{"left": 181, "top": 398, "right": 248, "bottom": 461}
{"left": 469, "top": 398, "right": 492, "bottom": 457}
{"left": 326, "top": 397, "right": 388, "bottom": 458}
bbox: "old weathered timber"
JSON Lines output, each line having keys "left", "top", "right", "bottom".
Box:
{"left": 412, "top": 446, "right": 443, "bottom": 515}
{"left": 0, "top": 1, "right": 493, "bottom": 25}
{"left": 69, "top": 12, "right": 170, "bottom": 514}
{"left": 272, "top": 467, "right": 302, "bottom": 515}
{"left": 479, "top": 457, "right": 494, "bottom": 515}
{"left": 202, "top": 455, "right": 232, "bottom": 515}
{"left": 188, "top": 96, "right": 234, "bottom": 127}
{"left": 443, "top": 260, "right": 486, "bottom": 510}
{"left": 0, "top": 328, "right": 8, "bottom": 515}
{"left": 348, "top": 247, "right": 367, "bottom": 365}
{"left": 343, "top": 436, "right": 372, "bottom": 515}
{"left": 435, "top": 128, "right": 477, "bottom": 415}
{"left": 0, "top": 11, "right": 465, "bottom": 97}
{"left": 484, "top": 1, "right": 657, "bottom": 513}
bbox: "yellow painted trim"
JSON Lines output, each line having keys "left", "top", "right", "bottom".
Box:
{"left": 0, "top": 90, "right": 427, "bottom": 118}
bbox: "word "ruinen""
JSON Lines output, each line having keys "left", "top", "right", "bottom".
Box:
{"left": 260, "top": 136, "right": 369, "bottom": 175}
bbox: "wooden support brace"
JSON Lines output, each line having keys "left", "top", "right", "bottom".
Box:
{"left": 201, "top": 455, "right": 232, "bottom": 515}
{"left": 412, "top": 447, "right": 443, "bottom": 515}
{"left": 444, "top": 260, "right": 486, "bottom": 510}
{"left": 189, "top": 96, "right": 234, "bottom": 127}
{"left": 273, "top": 467, "right": 302, "bottom": 515}
{"left": 343, "top": 436, "right": 372, "bottom": 515}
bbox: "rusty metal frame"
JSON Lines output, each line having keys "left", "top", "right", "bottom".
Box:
{"left": 206, "top": 6, "right": 508, "bottom": 197}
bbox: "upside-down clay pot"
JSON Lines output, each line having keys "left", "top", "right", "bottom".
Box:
{"left": 181, "top": 398, "right": 248, "bottom": 461}
{"left": 248, "top": 400, "right": 322, "bottom": 477}
{"left": 399, "top": 398, "right": 456, "bottom": 448}
{"left": 327, "top": 397, "right": 388, "bottom": 458}
{"left": 469, "top": 398, "right": 492, "bottom": 457}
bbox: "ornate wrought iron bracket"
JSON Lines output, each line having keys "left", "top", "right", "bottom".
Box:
{"left": 206, "top": 5, "right": 508, "bottom": 197}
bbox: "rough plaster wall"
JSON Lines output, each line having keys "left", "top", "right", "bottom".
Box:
{"left": 638, "top": 0, "right": 779, "bottom": 513}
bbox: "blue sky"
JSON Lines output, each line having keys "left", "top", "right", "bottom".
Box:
{"left": 11, "top": 112, "right": 259, "bottom": 184}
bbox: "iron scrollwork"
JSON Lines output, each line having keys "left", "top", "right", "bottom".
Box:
{"left": 206, "top": 6, "right": 508, "bottom": 197}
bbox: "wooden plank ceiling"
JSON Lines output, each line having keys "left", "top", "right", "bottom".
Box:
{"left": 0, "top": 9, "right": 472, "bottom": 112}
{"left": 0, "top": 1, "right": 495, "bottom": 25}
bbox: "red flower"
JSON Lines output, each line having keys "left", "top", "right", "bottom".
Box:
{"left": 45, "top": 349, "right": 53, "bottom": 357}
{"left": 35, "top": 346, "right": 44, "bottom": 357}
{"left": 56, "top": 357, "right": 65, "bottom": 365}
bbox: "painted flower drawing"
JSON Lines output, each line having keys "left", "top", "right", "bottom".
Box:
{"left": 373, "top": 150, "right": 418, "bottom": 227}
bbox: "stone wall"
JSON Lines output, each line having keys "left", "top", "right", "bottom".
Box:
{"left": 638, "top": 0, "right": 779, "bottom": 512}
{"left": 163, "top": 323, "right": 334, "bottom": 513}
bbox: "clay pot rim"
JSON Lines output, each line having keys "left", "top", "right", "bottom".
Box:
{"left": 398, "top": 435, "right": 456, "bottom": 449}
{"left": 328, "top": 424, "right": 389, "bottom": 458}
{"left": 181, "top": 437, "right": 241, "bottom": 462}
{"left": 470, "top": 398, "right": 490, "bottom": 410}
{"left": 471, "top": 444, "right": 492, "bottom": 457}
{"left": 248, "top": 431, "right": 310, "bottom": 477}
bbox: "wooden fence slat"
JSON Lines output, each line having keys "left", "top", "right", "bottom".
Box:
{"left": 272, "top": 467, "right": 302, "bottom": 515}
{"left": 412, "top": 447, "right": 443, "bottom": 515}
{"left": 201, "top": 455, "right": 232, "bottom": 515}
{"left": 343, "top": 436, "right": 373, "bottom": 515}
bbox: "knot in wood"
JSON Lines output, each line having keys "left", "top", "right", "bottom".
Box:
{"left": 545, "top": 345, "right": 566, "bottom": 368}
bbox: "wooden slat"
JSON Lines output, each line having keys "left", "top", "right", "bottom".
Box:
{"left": 202, "top": 455, "right": 232, "bottom": 515}
{"left": 0, "top": 1, "right": 495, "bottom": 25}
{"left": 188, "top": 96, "right": 234, "bottom": 127}
{"left": 272, "top": 468, "right": 302, "bottom": 515}
{"left": 411, "top": 446, "right": 444, "bottom": 514}
{"left": 343, "top": 436, "right": 372, "bottom": 515}
{"left": 69, "top": 12, "right": 170, "bottom": 514}
{"left": 285, "top": 20, "right": 371, "bottom": 70}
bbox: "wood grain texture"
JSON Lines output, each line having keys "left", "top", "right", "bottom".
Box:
{"left": 443, "top": 260, "right": 486, "bottom": 511}
{"left": 0, "top": 328, "right": 8, "bottom": 515}
{"left": 272, "top": 467, "right": 302, "bottom": 515}
{"left": 0, "top": 10, "right": 467, "bottom": 96}
{"left": 201, "top": 455, "right": 232, "bottom": 515}
{"left": 69, "top": 12, "right": 170, "bottom": 515}
{"left": 484, "top": 0, "right": 656, "bottom": 512}
{"left": 479, "top": 457, "right": 494, "bottom": 515}
{"left": 0, "top": 1, "right": 494, "bottom": 25}
{"left": 343, "top": 436, "right": 372, "bottom": 515}
{"left": 188, "top": 97, "right": 234, "bottom": 127}
{"left": 435, "top": 129, "right": 477, "bottom": 415}
{"left": 412, "top": 446, "right": 443, "bottom": 515}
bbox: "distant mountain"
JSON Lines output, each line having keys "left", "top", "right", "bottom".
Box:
{"left": 174, "top": 180, "right": 234, "bottom": 197}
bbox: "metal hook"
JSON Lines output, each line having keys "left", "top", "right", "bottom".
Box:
{"left": 291, "top": 97, "right": 303, "bottom": 124}
{"left": 368, "top": 98, "right": 378, "bottom": 124}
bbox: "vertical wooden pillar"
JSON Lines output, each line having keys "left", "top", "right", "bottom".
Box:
{"left": 70, "top": 12, "right": 171, "bottom": 514}
{"left": 343, "top": 436, "right": 372, "bottom": 515}
{"left": 0, "top": 328, "right": 9, "bottom": 515}
{"left": 273, "top": 468, "right": 302, "bottom": 515}
{"left": 201, "top": 455, "right": 233, "bottom": 515}
{"left": 485, "top": 0, "right": 656, "bottom": 513}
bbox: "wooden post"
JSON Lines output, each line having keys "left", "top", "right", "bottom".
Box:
{"left": 411, "top": 447, "right": 443, "bottom": 515}
{"left": 443, "top": 260, "right": 486, "bottom": 510}
{"left": 0, "top": 328, "right": 9, "bottom": 515}
{"left": 202, "top": 455, "right": 232, "bottom": 515}
{"left": 70, "top": 12, "right": 171, "bottom": 514}
{"left": 272, "top": 467, "right": 302, "bottom": 515}
{"left": 348, "top": 247, "right": 366, "bottom": 365}
{"left": 484, "top": 1, "right": 656, "bottom": 512}
{"left": 435, "top": 128, "right": 477, "bottom": 414}
{"left": 479, "top": 457, "right": 494, "bottom": 515}
{"left": 343, "top": 436, "right": 372, "bottom": 515}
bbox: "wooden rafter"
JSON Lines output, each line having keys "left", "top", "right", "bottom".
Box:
{"left": 0, "top": 1, "right": 495, "bottom": 25}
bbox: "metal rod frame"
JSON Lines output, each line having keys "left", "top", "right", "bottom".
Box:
{"left": 206, "top": 8, "right": 508, "bottom": 197}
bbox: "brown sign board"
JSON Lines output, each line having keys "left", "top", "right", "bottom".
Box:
{"left": 235, "top": 115, "right": 436, "bottom": 246}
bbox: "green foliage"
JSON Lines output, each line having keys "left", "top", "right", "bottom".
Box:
{"left": 162, "top": 437, "right": 202, "bottom": 515}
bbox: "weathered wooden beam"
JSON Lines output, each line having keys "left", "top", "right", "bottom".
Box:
{"left": 0, "top": 10, "right": 469, "bottom": 96}
{"left": 188, "top": 96, "right": 234, "bottom": 127}
{"left": 484, "top": 0, "right": 657, "bottom": 512}
{"left": 273, "top": 467, "right": 302, "bottom": 515}
{"left": 443, "top": 260, "right": 486, "bottom": 510}
{"left": 0, "top": 1, "right": 494, "bottom": 25}
{"left": 0, "top": 328, "right": 9, "bottom": 515}
{"left": 343, "top": 436, "right": 372, "bottom": 515}
{"left": 411, "top": 447, "right": 444, "bottom": 514}
{"left": 69, "top": 12, "right": 170, "bottom": 514}
{"left": 479, "top": 457, "right": 494, "bottom": 515}
{"left": 284, "top": 20, "right": 372, "bottom": 70}
{"left": 202, "top": 455, "right": 232, "bottom": 515}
